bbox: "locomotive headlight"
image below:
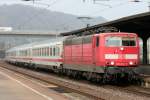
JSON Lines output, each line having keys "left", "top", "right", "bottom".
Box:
{"left": 110, "top": 61, "right": 115, "bottom": 65}
{"left": 120, "top": 47, "right": 124, "bottom": 51}
{"left": 129, "top": 61, "right": 133, "bottom": 65}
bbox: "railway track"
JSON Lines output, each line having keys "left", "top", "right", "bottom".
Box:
{"left": 0, "top": 61, "right": 150, "bottom": 100}
{"left": 103, "top": 85, "right": 150, "bottom": 98}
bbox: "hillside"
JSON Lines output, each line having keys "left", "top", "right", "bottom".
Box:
{"left": 0, "top": 4, "right": 106, "bottom": 32}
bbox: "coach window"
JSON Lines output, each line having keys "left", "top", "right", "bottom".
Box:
{"left": 22, "top": 50, "right": 25, "bottom": 56}
{"left": 28, "top": 49, "right": 30, "bottom": 56}
{"left": 41, "top": 48, "right": 43, "bottom": 56}
{"left": 48, "top": 47, "right": 50, "bottom": 56}
{"left": 58, "top": 47, "right": 60, "bottom": 56}
{"left": 37, "top": 48, "right": 39, "bottom": 56}
{"left": 45, "top": 47, "right": 47, "bottom": 56}
{"left": 49, "top": 47, "right": 50, "bottom": 56}
{"left": 44, "top": 47, "right": 46, "bottom": 56}
{"left": 46, "top": 47, "right": 48, "bottom": 56}
{"left": 27, "top": 50, "right": 28, "bottom": 56}
{"left": 38, "top": 48, "right": 40, "bottom": 56}
{"left": 53, "top": 47, "right": 55, "bottom": 56}
{"left": 36, "top": 49, "right": 37, "bottom": 56}
{"left": 46, "top": 47, "right": 49, "bottom": 56}
{"left": 40, "top": 48, "right": 42, "bottom": 56}
{"left": 40, "top": 48, "right": 41, "bottom": 56}
{"left": 55, "top": 48, "right": 57, "bottom": 56}
{"left": 41, "top": 48, "right": 42, "bottom": 56}
{"left": 43, "top": 48, "right": 45, "bottom": 56}
{"left": 57, "top": 47, "right": 60, "bottom": 56}
{"left": 96, "top": 36, "right": 99, "bottom": 47}
{"left": 47, "top": 47, "right": 49, "bottom": 56}
{"left": 50, "top": 47, "right": 52, "bottom": 56}
{"left": 55, "top": 47, "right": 57, "bottom": 56}
{"left": 25, "top": 50, "right": 26, "bottom": 56}
{"left": 35, "top": 49, "right": 37, "bottom": 56}
{"left": 33, "top": 49, "right": 34, "bottom": 56}
{"left": 42, "top": 48, "right": 44, "bottom": 56}
{"left": 27, "top": 50, "right": 29, "bottom": 56}
{"left": 55, "top": 47, "right": 58, "bottom": 56}
{"left": 45, "top": 48, "right": 47, "bottom": 56}
{"left": 39, "top": 48, "right": 41, "bottom": 56}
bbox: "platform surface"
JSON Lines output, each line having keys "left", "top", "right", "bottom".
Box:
{"left": 0, "top": 67, "right": 68, "bottom": 100}
{"left": 135, "top": 65, "right": 150, "bottom": 75}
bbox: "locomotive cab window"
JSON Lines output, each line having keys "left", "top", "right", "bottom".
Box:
{"left": 106, "top": 36, "right": 121, "bottom": 47}
{"left": 106, "top": 36, "right": 136, "bottom": 47}
{"left": 122, "top": 37, "right": 136, "bottom": 46}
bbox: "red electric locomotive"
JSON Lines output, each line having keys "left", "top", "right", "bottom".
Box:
{"left": 63, "top": 32, "right": 139, "bottom": 82}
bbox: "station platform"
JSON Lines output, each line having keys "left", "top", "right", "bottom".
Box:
{"left": 135, "top": 65, "right": 150, "bottom": 88}
{"left": 135, "top": 65, "right": 150, "bottom": 75}
{"left": 0, "top": 67, "right": 69, "bottom": 100}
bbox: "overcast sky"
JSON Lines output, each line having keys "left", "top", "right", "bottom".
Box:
{"left": 0, "top": 0, "right": 149, "bottom": 20}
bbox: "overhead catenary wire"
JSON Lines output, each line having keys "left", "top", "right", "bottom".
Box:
{"left": 85, "top": 0, "right": 145, "bottom": 18}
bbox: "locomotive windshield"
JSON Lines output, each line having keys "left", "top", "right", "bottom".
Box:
{"left": 106, "top": 36, "right": 136, "bottom": 47}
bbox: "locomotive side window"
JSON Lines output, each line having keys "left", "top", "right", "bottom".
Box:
{"left": 83, "top": 35, "right": 92, "bottom": 44}
{"left": 96, "top": 36, "right": 99, "bottom": 47}
{"left": 72, "top": 37, "right": 82, "bottom": 45}
{"left": 64, "top": 39, "right": 72, "bottom": 45}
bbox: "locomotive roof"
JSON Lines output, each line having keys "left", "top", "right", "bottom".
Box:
{"left": 98, "top": 32, "right": 137, "bottom": 36}
{"left": 65, "top": 32, "right": 137, "bottom": 40}
{"left": 6, "top": 36, "right": 67, "bottom": 52}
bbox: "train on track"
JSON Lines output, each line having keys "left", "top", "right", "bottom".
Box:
{"left": 5, "top": 32, "right": 140, "bottom": 83}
